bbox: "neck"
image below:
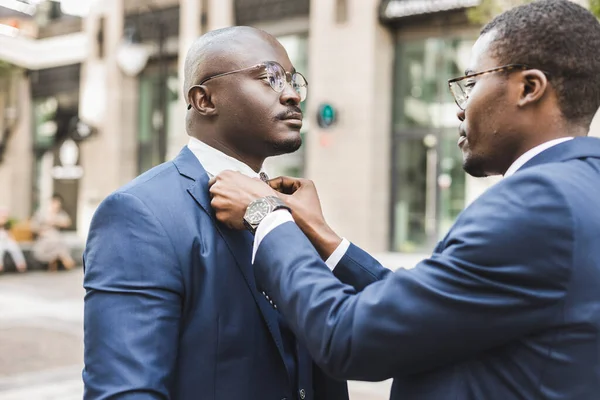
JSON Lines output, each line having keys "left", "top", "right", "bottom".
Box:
{"left": 502, "top": 121, "right": 587, "bottom": 174}
{"left": 524, "top": 121, "right": 587, "bottom": 152}
{"left": 192, "top": 134, "right": 265, "bottom": 173}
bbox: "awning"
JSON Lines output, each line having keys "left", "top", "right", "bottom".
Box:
{"left": 0, "top": 31, "right": 88, "bottom": 70}
{"left": 380, "top": 0, "right": 480, "bottom": 21}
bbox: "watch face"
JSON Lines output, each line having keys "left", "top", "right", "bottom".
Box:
{"left": 245, "top": 200, "right": 270, "bottom": 224}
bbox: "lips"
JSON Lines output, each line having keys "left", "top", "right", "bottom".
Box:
{"left": 458, "top": 128, "right": 467, "bottom": 147}
{"left": 279, "top": 112, "right": 303, "bottom": 129}
{"left": 281, "top": 112, "right": 303, "bottom": 121}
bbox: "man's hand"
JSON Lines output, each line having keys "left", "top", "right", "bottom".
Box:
{"left": 268, "top": 176, "right": 342, "bottom": 260}
{"left": 209, "top": 170, "right": 276, "bottom": 230}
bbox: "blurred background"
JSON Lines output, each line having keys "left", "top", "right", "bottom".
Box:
{"left": 0, "top": 0, "right": 598, "bottom": 399}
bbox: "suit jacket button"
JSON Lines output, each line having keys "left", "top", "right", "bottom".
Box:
{"left": 299, "top": 388, "right": 306, "bottom": 399}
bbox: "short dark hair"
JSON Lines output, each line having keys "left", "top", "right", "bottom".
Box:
{"left": 51, "top": 193, "right": 63, "bottom": 204}
{"left": 481, "top": 0, "right": 600, "bottom": 124}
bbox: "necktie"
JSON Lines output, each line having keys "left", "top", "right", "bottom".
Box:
{"left": 259, "top": 170, "right": 277, "bottom": 309}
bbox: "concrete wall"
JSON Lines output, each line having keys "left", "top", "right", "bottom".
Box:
{"left": 0, "top": 74, "right": 33, "bottom": 220}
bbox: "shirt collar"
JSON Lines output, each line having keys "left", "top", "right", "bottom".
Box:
{"left": 187, "top": 136, "right": 266, "bottom": 179}
{"left": 504, "top": 137, "right": 574, "bottom": 178}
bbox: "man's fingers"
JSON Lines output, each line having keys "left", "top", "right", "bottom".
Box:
{"left": 210, "top": 195, "right": 222, "bottom": 209}
{"left": 267, "top": 176, "right": 285, "bottom": 191}
{"left": 208, "top": 182, "right": 220, "bottom": 196}
{"left": 268, "top": 176, "right": 301, "bottom": 194}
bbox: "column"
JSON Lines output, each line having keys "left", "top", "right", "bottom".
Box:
{"left": 78, "top": 0, "right": 138, "bottom": 237}
{"left": 170, "top": 0, "right": 203, "bottom": 159}
{"left": 208, "top": 0, "right": 234, "bottom": 31}
{"left": 305, "top": 0, "right": 394, "bottom": 252}
{"left": 0, "top": 74, "right": 32, "bottom": 220}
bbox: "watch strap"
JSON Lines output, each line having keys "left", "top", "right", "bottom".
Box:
{"left": 264, "top": 195, "right": 291, "bottom": 213}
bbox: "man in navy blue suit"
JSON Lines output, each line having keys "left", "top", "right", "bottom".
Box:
{"left": 83, "top": 26, "right": 348, "bottom": 400}
{"left": 210, "top": 1, "right": 600, "bottom": 399}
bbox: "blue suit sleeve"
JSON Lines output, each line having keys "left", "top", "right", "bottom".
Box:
{"left": 333, "top": 244, "right": 393, "bottom": 291}
{"left": 83, "top": 192, "right": 184, "bottom": 399}
{"left": 253, "top": 173, "right": 573, "bottom": 381}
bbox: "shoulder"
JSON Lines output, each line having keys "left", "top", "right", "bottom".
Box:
{"left": 99, "top": 161, "right": 195, "bottom": 215}
{"left": 468, "top": 166, "right": 573, "bottom": 219}
{"left": 440, "top": 168, "right": 574, "bottom": 284}
{"left": 450, "top": 168, "right": 574, "bottom": 254}
{"left": 478, "top": 160, "right": 594, "bottom": 221}
{"left": 117, "top": 161, "right": 181, "bottom": 198}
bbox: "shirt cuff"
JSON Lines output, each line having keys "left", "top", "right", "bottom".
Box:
{"left": 252, "top": 209, "right": 294, "bottom": 263}
{"left": 324, "top": 238, "right": 350, "bottom": 271}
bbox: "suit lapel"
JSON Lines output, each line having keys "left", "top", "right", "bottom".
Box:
{"left": 174, "top": 147, "right": 288, "bottom": 367}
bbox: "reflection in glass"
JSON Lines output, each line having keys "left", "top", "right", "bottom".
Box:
{"left": 138, "top": 64, "right": 179, "bottom": 174}
{"left": 391, "top": 36, "right": 475, "bottom": 252}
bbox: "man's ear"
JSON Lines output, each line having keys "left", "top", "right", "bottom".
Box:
{"left": 188, "top": 85, "right": 218, "bottom": 116}
{"left": 517, "top": 69, "right": 549, "bottom": 108}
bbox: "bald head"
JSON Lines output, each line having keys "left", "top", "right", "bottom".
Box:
{"left": 183, "top": 26, "right": 282, "bottom": 100}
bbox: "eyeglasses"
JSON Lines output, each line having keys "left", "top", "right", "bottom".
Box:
{"left": 448, "top": 64, "right": 547, "bottom": 110}
{"left": 187, "top": 61, "right": 308, "bottom": 110}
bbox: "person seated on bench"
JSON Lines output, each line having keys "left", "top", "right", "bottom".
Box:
{"left": 0, "top": 207, "right": 26, "bottom": 273}
{"left": 31, "top": 194, "right": 75, "bottom": 272}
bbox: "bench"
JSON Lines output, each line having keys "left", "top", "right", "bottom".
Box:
{"left": 1, "top": 236, "right": 84, "bottom": 273}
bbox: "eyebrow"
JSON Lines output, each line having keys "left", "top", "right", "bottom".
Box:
{"left": 464, "top": 69, "right": 475, "bottom": 76}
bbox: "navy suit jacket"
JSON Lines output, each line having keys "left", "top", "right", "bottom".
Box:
{"left": 82, "top": 147, "right": 348, "bottom": 400}
{"left": 254, "top": 137, "right": 600, "bottom": 399}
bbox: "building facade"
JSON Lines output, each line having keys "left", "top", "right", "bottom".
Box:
{"left": 0, "top": 0, "right": 598, "bottom": 255}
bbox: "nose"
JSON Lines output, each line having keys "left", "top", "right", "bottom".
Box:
{"left": 280, "top": 83, "right": 301, "bottom": 106}
{"left": 456, "top": 107, "right": 465, "bottom": 122}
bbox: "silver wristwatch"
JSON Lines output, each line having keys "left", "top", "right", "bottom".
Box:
{"left": 243, "top": 196, "right": 291, "bottom": 234}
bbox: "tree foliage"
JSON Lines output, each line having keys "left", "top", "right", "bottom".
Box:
{"left": 591, "top": 0, "right": 600, "bottom": 17}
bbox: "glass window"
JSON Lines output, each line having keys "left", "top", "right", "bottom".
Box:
{"left": 137, "top": 62, "right": 179, "bottom": 174}
{"left": 391, "top": 36, "right": 475, "bottom": 253}
{"left": 31, "top": 93, "right": 80, "bottom": 227}
{"left": 33, "top": 97, "right": 59, "bottom": 150}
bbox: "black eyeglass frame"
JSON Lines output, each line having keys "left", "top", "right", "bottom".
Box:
{"left": 447, "top": 64, "right": 550, "bottom": 110}
{"left": 186, "top": 61, "right": 308, "bottom": 110}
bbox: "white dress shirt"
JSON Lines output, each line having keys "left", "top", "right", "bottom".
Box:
{"left": 188, "top": 136, "right": 266, "bottom": 179}
{"left": 253, "top": 137, "right": 574, "bottom": 270}
{"left": 186, "top": 137, "right": 336, "bottom": 267}
{"left": 253, "top": 211, "right": 350, "bottom": 269}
